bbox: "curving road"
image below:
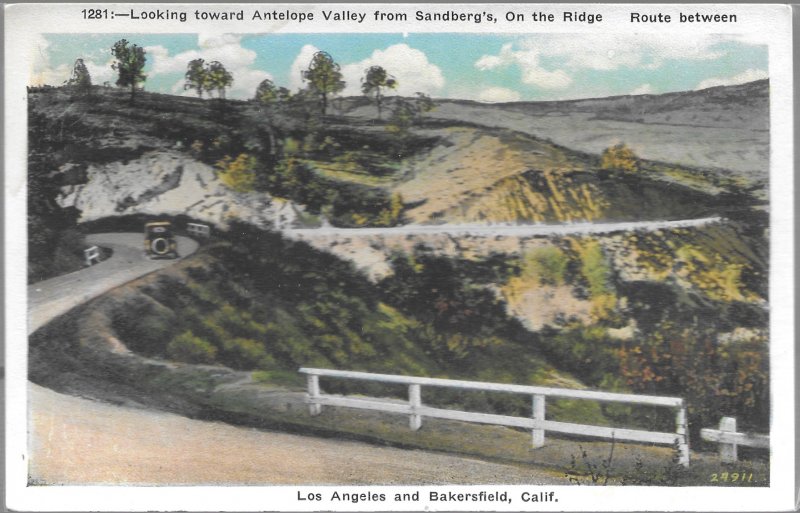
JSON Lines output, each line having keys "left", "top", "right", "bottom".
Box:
{"left": 27, "top": 232, "right": 562, "bottom": 485}
{"left": 28, "top": 233, "right": 199, "bottom": 333}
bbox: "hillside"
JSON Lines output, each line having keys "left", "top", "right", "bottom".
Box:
{"left": 29, "top": 225, "right": 611, "bottom": 428}
{"left": 32, "top": 84, "right": 762, "bottom": 237}
{"left": 28, "top": 82, "right": 771, "bottom": 468}
{"left": 390, "top": 127, "right": 735, "bottom": 224}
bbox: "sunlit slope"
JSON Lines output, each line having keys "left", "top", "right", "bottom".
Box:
{"left": 391, "top": 126, "right": 728, "bottom": 224}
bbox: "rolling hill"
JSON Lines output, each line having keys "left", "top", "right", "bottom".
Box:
{"left": 27, "top": 81, "right": 771, "bottom": 467}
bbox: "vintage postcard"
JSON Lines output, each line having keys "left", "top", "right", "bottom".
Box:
{"left": 4, "top": 3, "right": 796, "bottom": 511}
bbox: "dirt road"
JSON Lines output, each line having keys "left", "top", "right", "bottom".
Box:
{"left": 287, "top": 217, "right": 722, "bottom": 239}
{"left": 27, "top": 232, "right": 562, "bottom": 485}
{"left": 27, "top": 233, "right": 198, "bottom": 333}
{"left": 28, "top": 384, "right": 559, "bottom": 485}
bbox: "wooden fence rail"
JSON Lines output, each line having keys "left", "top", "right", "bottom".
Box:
{"left": 84, "top": 246, "right": 101, "bottom": 266}
{"left": 298, "top": 368, "right": 690, "bottom": 466}
{"left": 701, "top": 417, "right": 769, "bottom": 463}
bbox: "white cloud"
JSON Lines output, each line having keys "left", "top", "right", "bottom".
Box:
{"left": 533, "top": 34, "right": 727, "bottom": 70}
{"left": 477, "top": 87, "right": 521, "bottom": 103}
{"left": 146, "top": 34, "right": 272, "bottom": 99}
{"left": 524, "top": 67, "right": 572, "bottom": 90}
{"left": 479, "top": 34, "right": 736, "bottom": 74}
{"left": 31, "top": 63, "right": 70, "bottom": 87}
{"left": 340, "top": 44, "right": 445, "bottom": 97}
{"left": 146, "top": 35, "right": 257, "bottom": 76}
{"left": 474, "top": 34, "right": 741, "bottom": 92}
{"left": 474, "top": 43, "right": 512, "bottom": 70}
{"left": 695, "top": 68, "right": 768, "bottom": 90}
{"left": 30, "top": 35, "right": 116, "bottom": 87}
{"left": 526, "top": 35, "right": 648, "bottom": 71}
{"left": 83, "top": 59, "right": 116, "bottom": 86}
{"left": 630, "top": 84, "right": 655, "bottom": 95}
{"left": 30, "top": 35, "right": 69, "bottom": 86}
{"left": 475, "top": 42, "right": 571, "bottom": 90}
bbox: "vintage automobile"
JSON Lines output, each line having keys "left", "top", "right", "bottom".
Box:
{"left": 144, "top": 221, "right": 178, "bottom": 258}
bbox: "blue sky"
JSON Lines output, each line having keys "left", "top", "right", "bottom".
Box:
{"left": 33, "top": 33, "right": 768, "bottom": 102}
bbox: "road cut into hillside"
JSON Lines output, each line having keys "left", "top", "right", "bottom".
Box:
{"left": 287, "top": 216, "right": 722, "bottom": 239}
{"left": 26, "top": 232, "right": 562, "bottom": 485}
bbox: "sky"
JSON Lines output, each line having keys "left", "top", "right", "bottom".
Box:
{"left": 31, "top": 33, "right": 768, "bottom": 102}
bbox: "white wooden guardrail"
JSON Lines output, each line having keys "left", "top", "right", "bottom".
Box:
{"left": 84, "top": 246, "right": 101, "bottom": 266}
{"left": 700, "top": 417, "right": 769, "bottom": 463}
{"left": 187, "top": 222, "right": 211, "bottom": 238}
{"left": 299, "top": 368, "right": 690, "bottom": 466}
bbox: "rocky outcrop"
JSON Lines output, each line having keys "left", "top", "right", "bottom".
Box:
{"left": 58, "top": 150, "right": 305, "bottom": 230}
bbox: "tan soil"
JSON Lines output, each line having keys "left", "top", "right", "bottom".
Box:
{"left": 393, "top": 127, "right": 580, "bottom": 223}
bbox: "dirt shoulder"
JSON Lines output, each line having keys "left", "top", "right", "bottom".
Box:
{"left": 29, "top": 383, "right": 562, "bottom": 485}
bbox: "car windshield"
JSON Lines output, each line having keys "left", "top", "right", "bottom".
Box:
{"left": 149, "top": 226, "right": 172, "bottom": 236}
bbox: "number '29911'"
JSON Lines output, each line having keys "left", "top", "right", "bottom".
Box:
{"left": 710, "top": 472, "right": 754, "bottom": 483}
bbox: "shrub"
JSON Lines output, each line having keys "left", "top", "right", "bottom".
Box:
{"left": 566, "top": 441, "right": 616, "bottom": 485}
{"left": 522, "top": 246, "right": 568, "bottom": 286}
{"left": 618, "top": 324, "right": 769, "bottom": 438}
{"left": 579, "top": 241, "right": 609, "bottom": 295}
{"left": 167, "top": 331, "right": 217, "bottom": 364}
{"left": 600, "top": 143, "right": 640, "bottom": 173}
{"left": 221, "top": 337, "right": 269, "bottom": 369}
{"left": 538, "top": 325, "right": 619, "bottom": 387}
{"left": 216, "top": 153, "right": 257, "bottom": 192}
{"left": 578, "top": 240, "right": 617, "bottom": 321}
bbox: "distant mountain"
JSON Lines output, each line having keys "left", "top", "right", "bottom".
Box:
{"left": 342, "top": 80, "right": 769, "bottom": 131}
{"left": 369, "top": 80, "right": 769, "bottom": 182}
{"left": 489, "top": 79, "right": 769, "bottom": 130}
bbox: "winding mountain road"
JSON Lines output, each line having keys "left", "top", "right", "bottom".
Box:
{"left": 28, "top": 233, "right": 199, "bottom": 333}
{"left": 27, "top": 232, "right": 562, "bottom": 485}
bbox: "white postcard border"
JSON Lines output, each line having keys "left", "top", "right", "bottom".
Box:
{"left": 4, "top": 3, "right": 795, "bottom": 511}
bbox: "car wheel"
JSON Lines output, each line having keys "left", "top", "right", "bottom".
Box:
{"left": 151, "top": 238, "right": 170, "bottom": 256}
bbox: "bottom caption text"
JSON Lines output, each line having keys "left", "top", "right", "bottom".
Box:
{"left": 297, "top": 489, "right": 559, "bottom": 506}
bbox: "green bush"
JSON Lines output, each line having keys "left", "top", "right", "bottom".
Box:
{"left": 522, "top": 246, "right": 568, "bottom": 286}
{"left": 216, "top": 153, "right": 257, "bottom": 192}
{"left": 167, "top": 331, "right": 218, "bottom": 364}
{"left": 580, "top": 241, "right": 611, "bottom": 297}
{"left": 600, "top": 143, "right": 640, "bottom": 173}
{"left": 539, "top": 325, "right": 619, "bottom": 387}
{"left": 221, "top": 337, "right": 270, "bottom": 369}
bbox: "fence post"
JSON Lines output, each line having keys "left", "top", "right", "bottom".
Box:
{"left": 718, "top": 417, "right": 738, "bottom": 463}
{"left": 676, "top": 405, "right": 690, "bottom": 467}
{"left": 532, "top": 394, "right": 545, "bottom": 448}
{"left": 307, "top": 374, "right": 322, "bottom": 416}
{"left": 84, "top": 246, "right": 100, "bottom": 266}
{"left": 409, "top": 384, "right": 422, "bottom": 431}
